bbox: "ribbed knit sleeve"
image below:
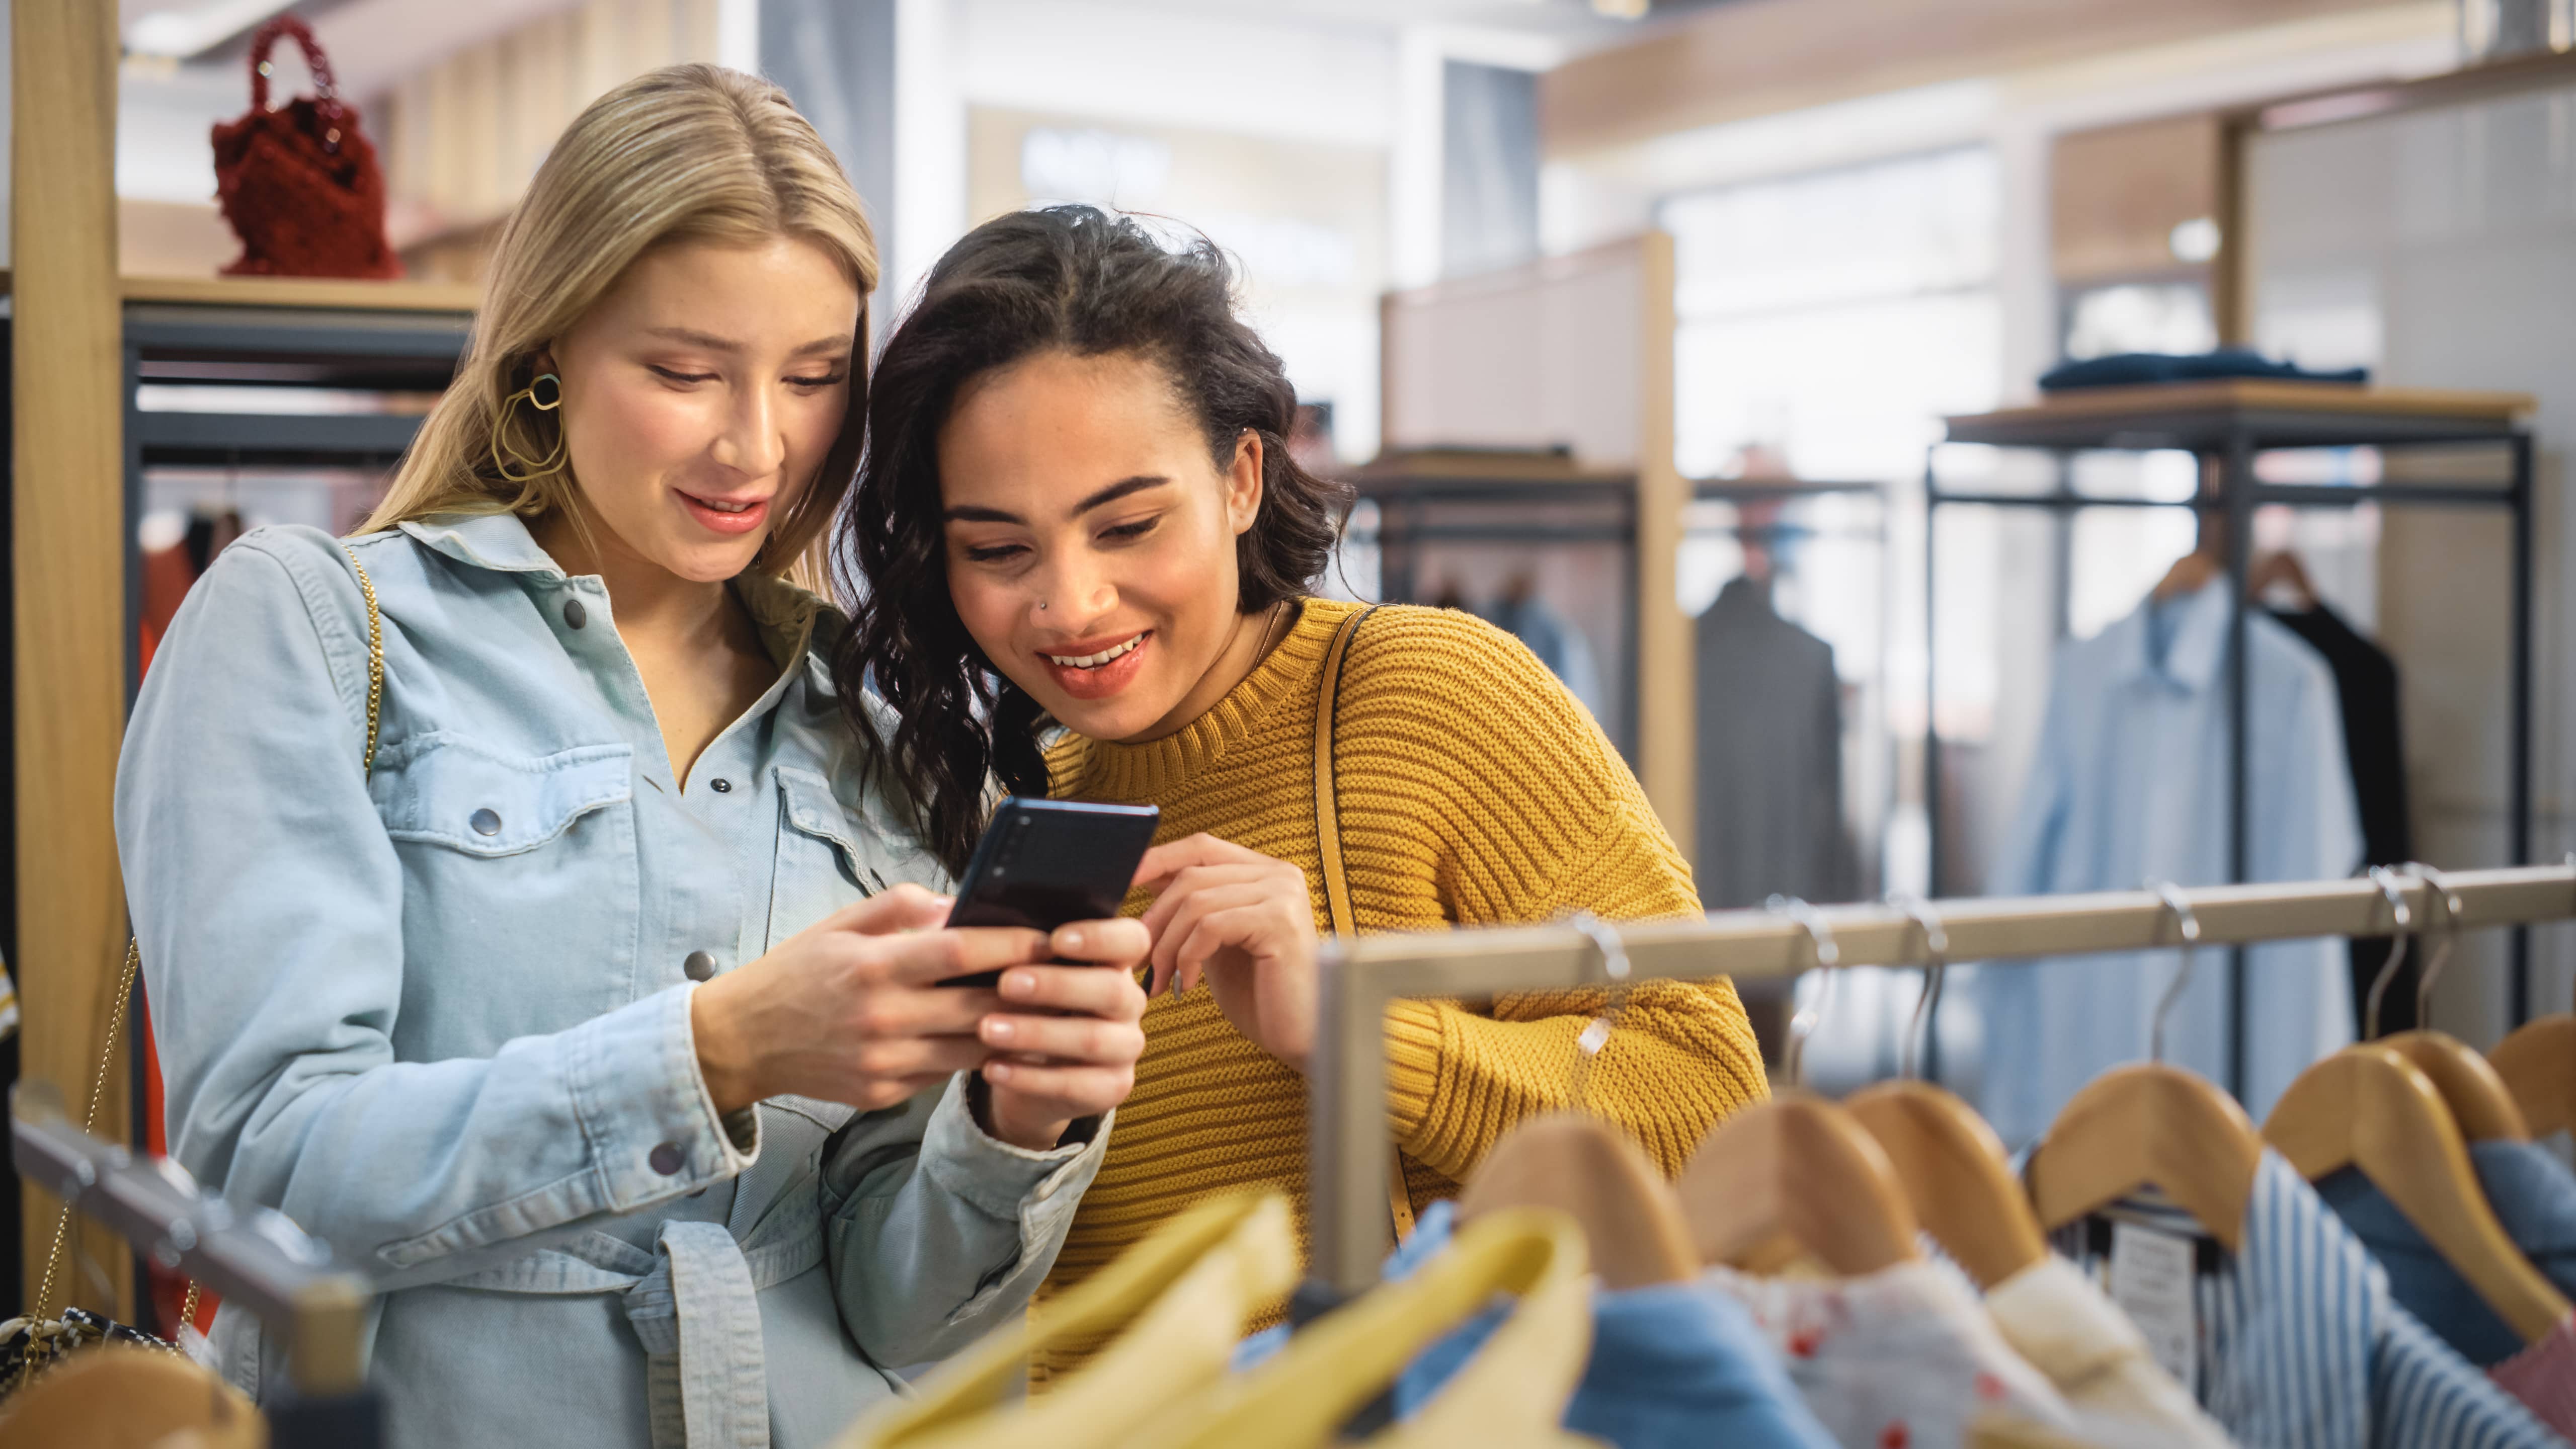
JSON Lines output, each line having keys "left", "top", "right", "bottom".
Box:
{"left": 1332, "top": 608, "right": 1769, "bottom": 1180}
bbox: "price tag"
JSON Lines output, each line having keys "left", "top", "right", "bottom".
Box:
{"left": 2108, "top": 1219, "right": 2198, "bottom": 1394}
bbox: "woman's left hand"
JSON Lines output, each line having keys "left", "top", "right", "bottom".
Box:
{"left": 1135, "top": 834, "right": 1320, "bottom": 1072}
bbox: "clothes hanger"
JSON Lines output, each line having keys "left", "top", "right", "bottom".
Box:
{"left": 1457, "top": 915, "right": 1697, "bottom": 1291}
{"left": 2362, "top": 864, "right": 2528, "bottom": 1141}
{"left": 2489, "top": 858, "right": 2575, "bottom": 1138}
{"left": 2489, "top": 1016, "right": 2576, "bottom": 1140}
{"left": 1124, "top": 1208, "right": 1596, "bottom": 1449}
{"left": 2264, "top": 1040, "right": 2569, "bottom": 1346}
{"left": 2150, "top": 548, "right": 2220, "bottom": 603}
{"left": 842, "top": 1191, "right": 1299, "bottom": 1449}
{"left": 1677, "top": 897, "right": 1921, "bottom": 1277}
{"left": 2245, "top": 549, "right": 2319, "bottom": 609}
{"left": 1847, "top": 896, "right": 2049, "bottom": 1290}
{"left": 0, "top": 1342, "right": 262, "bottom": 1449}
{"left": 2024, "top": 883, "right": 2263, "bottom": 1254}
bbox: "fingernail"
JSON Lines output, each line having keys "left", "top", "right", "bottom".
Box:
{"left": 986, "top": 1062, "right": 1014, "bottom": 1083}
{"left": 1062, "top": 927, "right": 1084, "bottom": 950}
{"left": 1002, "top": 971, "right": 1035, "bottom": 998}
{"left": 985, "top": 1018, "right": 1016, "bottom": 1043}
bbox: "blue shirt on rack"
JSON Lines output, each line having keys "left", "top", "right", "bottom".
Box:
{"left": 2318, "top": 1138, "right": 2576, "bottom": 1367}
{"left": 1981, "top": 579, "right": 2362, "bottom": 1146}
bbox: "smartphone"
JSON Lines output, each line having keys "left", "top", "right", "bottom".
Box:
{"left": 936, "top": 797, "right": 1162, "bottom": 987}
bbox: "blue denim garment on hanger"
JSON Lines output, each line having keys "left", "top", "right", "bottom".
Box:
{"left": 120, "top": 513, "right": 1111, "bottom": 1449}
{"left": 2317, "top": 1139, "right": 2576, "bottom": 1366}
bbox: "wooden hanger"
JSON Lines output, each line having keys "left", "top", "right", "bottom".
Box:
{"left": 2025, "top": 1062, "right": 2261, "bottom": 1254}
{"left": 1848, "top": 1080, "right": 2047, "bottom": 1290}
{"left": 1677, "top": 1092, "right": 1921, "bottom": 1275}
{"left": 2361, "top": 864, "right": 2528, "bottom": 1141}
{"left": 2488, "top": 1015, "right": 2576, "bottom": 1140}
{"left": 2245, "top": 549, "right": 2318, "bottom": 609}
{"left": 2151, "top": 549, "right": 2220, "bottom": 603}
{"left": 1458, "top": 1112, "right": 1696, "bottom": 1290}
{"left": 2026, "top": 884, "right": 2262, "bottom": 1253}
{"left": 0, "top": 1342, "right": 263, "bottom": 1449}
{"left": 1846, "top": 897, "right": 2043, "bottom": 1290}
{"left": 2264, "top": 1042, "right": 2568, "bottom": 1345}
{"left": 2380, "top": 1030, "right": 2529, "bottom": 1142}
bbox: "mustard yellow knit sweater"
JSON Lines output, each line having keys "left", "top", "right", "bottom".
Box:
{"left": 1039, "top": 598, "right": 1769, "bottom": 1313}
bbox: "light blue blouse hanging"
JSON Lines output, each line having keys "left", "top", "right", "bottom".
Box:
{"left": 1979, "top": 579, "right": 2362, "bottom": 1146}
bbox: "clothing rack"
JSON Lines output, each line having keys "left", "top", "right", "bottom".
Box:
{"left": 1303, "top": 859, "right": 2576, "bottom": 1296}
{"left": 10, "top": 1084, "right": 381, "bottom": 1446}
{"left": 1923, "top": 381, "right": 2538, "bottom": 1100}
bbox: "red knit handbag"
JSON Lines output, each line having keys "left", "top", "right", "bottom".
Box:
{"left": 210, "top": 16, "right": 400, "bottom": 279}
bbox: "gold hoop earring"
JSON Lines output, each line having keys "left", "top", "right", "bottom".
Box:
{"left": 492, "top": 372, "right": 568, "bottom": 483}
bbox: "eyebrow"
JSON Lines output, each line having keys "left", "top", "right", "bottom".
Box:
{"left": 944, "top": 474, "right": 1173, "bottom": 525}
{"left": 645, "top": 326, "right": 851, "bottom": 356}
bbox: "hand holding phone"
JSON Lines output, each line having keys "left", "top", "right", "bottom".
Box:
{"left": 938, "top": 798, "right": 1160, "bottom": 987}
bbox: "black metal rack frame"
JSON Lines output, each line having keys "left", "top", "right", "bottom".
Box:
{"left": 1350, "top": 472, "right": 1887, "bottom": 769}
{"left": 1923, "top": 396, "right": 2536, "bottom": 1095}
{"left": 1350, "top": 472, "right": 1641, "bottom": 757}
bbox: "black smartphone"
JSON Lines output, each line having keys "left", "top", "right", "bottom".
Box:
{"left": 935, "top": 797, "right": 1161, "bottom": 988}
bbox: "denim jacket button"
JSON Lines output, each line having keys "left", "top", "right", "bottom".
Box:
{"left": 683, "top": 950, "right": 717, "bottom": 982}
{"left": 649, "top": 1143, "right": 684, "bottom": 1176}
{"left": 708, "top": 778, "right": 732, "bottom": 793}
{"left": 562, "top": 598, "right": 587, "bottom": 630}
{"left": 469, "top": 808, "right": 502, "bottom": 836}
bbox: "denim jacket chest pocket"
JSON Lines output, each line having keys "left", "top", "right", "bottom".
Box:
{"left": 370, "top": 734, "right": 641, "bottom": 1041}
{"left": 767, "top": 765, "right": 887, "bottom": 951}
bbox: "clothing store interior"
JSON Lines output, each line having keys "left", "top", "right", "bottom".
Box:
{"left": 9, "top": 0, "right": 2576, "bottom": 1445}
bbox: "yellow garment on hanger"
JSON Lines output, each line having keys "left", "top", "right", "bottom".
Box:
{"left": 835, "top": 1190, "right": 1296, "bottom": 1449}
{"left": 1128, "top": 1206, "right": 1604, "bottom": 1449}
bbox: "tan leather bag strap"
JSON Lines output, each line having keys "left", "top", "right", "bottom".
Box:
{"left": 1312, "top": 605, "right": 1375, "bottom": 942}
{"left": 1310, "top": 605, "right": 1415, "bottom": 1238}
{"left": 36, "top": 546, "right": 385, "bottom": 1325}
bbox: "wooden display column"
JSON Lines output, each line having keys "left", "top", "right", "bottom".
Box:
{"left": 1632, "top": 233, "right": 1692, "bottom": 859}
{"left": 14, "top": 0, "right": 130, "bottom": 1317}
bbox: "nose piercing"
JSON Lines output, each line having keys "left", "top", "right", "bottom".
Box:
{"left": 1037, "top": 600, "right": 1049, "bottom": 611}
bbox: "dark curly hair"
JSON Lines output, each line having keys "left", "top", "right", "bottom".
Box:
{"left": 833, "top": 206, "right": 1352, "bottom": 875}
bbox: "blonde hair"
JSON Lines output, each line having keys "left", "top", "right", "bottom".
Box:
{"left": 364, "top": 64, "right": 877, "bottom": 575}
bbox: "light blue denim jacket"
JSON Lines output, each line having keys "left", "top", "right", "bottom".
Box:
{"left": 116, "top": 513, "right": 1111, "bottom": 1449}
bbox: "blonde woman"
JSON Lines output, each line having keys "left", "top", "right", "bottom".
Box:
{"left": 118, "top": 67, "right": 1148, "bottom": 1447}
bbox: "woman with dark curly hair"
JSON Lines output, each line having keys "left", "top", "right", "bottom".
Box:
{"left": 836, "top": 205, "right": 1768, "bottom": 1333}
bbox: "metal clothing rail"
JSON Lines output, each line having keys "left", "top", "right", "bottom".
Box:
{"left": 1305, "top": 861, "right": 2576, "bottom": 1295}
{"left": 11, "top": 1084, "right": 381, "bottom": 1444}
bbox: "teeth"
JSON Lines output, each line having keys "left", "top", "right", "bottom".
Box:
{"left": 691, "top": 495, "right": 755, "bottom": 513}
{"left": 1044, "top": 633, "right": 1147, "bottom": 669}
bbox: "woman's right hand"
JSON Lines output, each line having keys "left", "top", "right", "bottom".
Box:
{"left": 689, "top": 883, "right": 1050, "bottom": 1114}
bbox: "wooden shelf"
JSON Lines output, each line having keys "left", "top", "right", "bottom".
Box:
{"left": 1947, "top": 380, "right": 2535, "bottom": 451}
{"left": 118, "top": 274, "right": 481, "bottom": 312}
{"left": 0, "top": 267, "right": 482, "bottom": 312}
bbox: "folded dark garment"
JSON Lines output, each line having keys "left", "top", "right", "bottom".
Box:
{"left": 2039, "top": 348, "right": 2369, "bottom": 392}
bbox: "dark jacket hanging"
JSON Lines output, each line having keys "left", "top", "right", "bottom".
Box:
{"left": 1694, "top": 576, "right": 1860, "bottom": 910}
{"left": 2270, "top": 602, "right": 2415, "bottom": 1033}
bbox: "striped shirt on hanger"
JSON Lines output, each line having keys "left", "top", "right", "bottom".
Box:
{"left": 2048, "top": 1150, "right": 2561, "bottom": 1449}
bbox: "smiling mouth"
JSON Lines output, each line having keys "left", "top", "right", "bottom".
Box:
{"left": 1042, "top": 632, "right": 1149, "bottom": 669}
{"left": 684, "top": 492, "right": 760, "bottom": 514}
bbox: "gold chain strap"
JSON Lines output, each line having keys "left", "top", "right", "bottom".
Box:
{"left": 34, "top": 546, "right": 384, "bottom": 1336}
